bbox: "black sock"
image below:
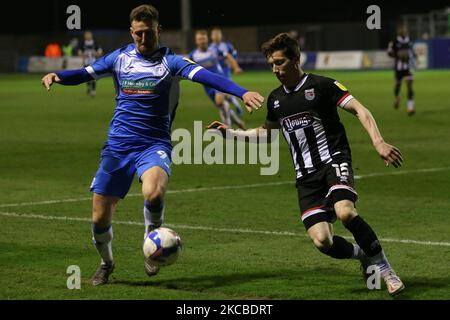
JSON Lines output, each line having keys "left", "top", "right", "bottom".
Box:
{"left": 344, "top": 215, "right": 382, "bottom": 257}
{"left": 321, "top": 236, "right": 354, "bottom": 259}
{"left": 394, "top": 84, "right": 401, "bottom": 96}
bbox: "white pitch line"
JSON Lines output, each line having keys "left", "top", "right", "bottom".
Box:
{"left": 0, "top": 166, "right": 449, "bottom": 209}
{"left": 1, "top": 211, "right": 450, "bottom": 247}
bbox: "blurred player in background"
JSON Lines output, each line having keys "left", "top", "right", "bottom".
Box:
{"left": 208, "top": 33, "right": 405, "bottom": 296}
{"left": 190, "top": 30, "right": 246, "bottom": 129}
{"left": 78, "top": 31, "right": 103, "bottom": 97}
{"left": 41, "top": 4, "right": 264, "bottom": 286}
{"left": 387, "top": 25, "right": 416, "bottom": 116}
{"left": 210, "top": 27, "right": 244, "bottom": 116}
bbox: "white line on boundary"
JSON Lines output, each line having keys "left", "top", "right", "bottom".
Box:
{"left": 1, "top": 211, "right": 449, "bottom": 247}
{"left": 0, "top": 166, "right": 449, "bottom": 209}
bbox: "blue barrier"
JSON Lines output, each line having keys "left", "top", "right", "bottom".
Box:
{"left": 428, "top": 38, "right": 450, "bottom": 69}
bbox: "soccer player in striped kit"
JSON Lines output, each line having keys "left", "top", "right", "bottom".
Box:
{"left": 78, "top": 31, "right": 103, "bottom": 97}
{"left": 387, "top": 25, "right": 416, "bottom": 116}
{"left": 208, "top": 33, "right": 405, "bottom": 296}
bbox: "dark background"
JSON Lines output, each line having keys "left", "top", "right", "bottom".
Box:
{"left": 1, "top": 0, "right": 449, "bottom": 34}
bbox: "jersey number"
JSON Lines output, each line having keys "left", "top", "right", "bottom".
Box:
{"left": 332, "top": 162, "right": 349, "bottom": 177}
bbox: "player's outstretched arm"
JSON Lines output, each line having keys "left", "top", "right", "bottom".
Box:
{"left": 225, "top": 53, "right": 242, "bottom": 74}
{"left": 191, "top": 69, "right": 264, "bottom": 113}
{"left": 41, "top": 68, "right": 94, "bottom": 91}
{"left": 387, "top": 41, "right": 395, "bottom": 58}
{"left": 343, "top": 98, "right": 403, "bottom": 168}
{"left": 206, "top": 119, "right": 280, "bottom": 144}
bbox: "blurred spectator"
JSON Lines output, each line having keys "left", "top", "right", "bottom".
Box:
{"left": 45, "top": 43, "right": 62, "bottom": 58}
{"left": 62, "top": 38, "right": 79, "bottom": 57}
{"left": 62, "top": 38, "right": 79, "bottom": 69}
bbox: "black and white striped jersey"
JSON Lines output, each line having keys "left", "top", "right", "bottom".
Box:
{"left": 387, "top": 36, "right": 414, "bottom": 72}
{"left": 80, "top": 39, "right": 102, "bottom": 66}
{"left": 266, "top": 73, "right": 354, "bottom": 180}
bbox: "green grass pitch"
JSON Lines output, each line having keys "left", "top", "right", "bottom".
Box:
{"left": 0, "top": 70, "right": 449, "bottom": 299}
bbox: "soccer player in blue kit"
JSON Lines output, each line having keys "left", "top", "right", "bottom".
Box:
{"left": 210, "top": 27, "right": 244, "bottom": 116}
{"left": 41, "top": 4, "right": 264, "bottom": 286}
{"left": 190, "top": 30, "right": 246, "bottom": 129}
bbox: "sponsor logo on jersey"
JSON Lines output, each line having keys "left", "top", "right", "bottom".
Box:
{"left": 334, "top": 81, "right": 348, "bottom": 92}
{"left": 282, "top": 112, "right": 315, "bottom": 132}
{"left": 183, "top": 57, "right": 196, "bottom": 64}
{"left": 305, "top": 88, "right": 315, "bottom": 101}
{"left": 121, "top": 79, "right": 157, "bottom": 94}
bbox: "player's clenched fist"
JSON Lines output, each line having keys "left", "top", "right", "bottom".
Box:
{"left": 41, "top": 73, "right": 61, "bottom": 91}
{"left": 242, "top": 91, "right": 264, "bottom": 113}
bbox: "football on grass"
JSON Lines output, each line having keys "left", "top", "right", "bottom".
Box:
{"left": 143, "top": 227, "right": 182, "bottom": 266}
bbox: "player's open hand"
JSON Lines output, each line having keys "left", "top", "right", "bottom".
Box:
{"left": 242, "top": 92, "right": 264, "bottom": 113}
{"left": 206, "top": 121, "right": 229, "bottom": 137}
{"left": 374, "top": 141, "right": 403, "bottom": 168}
{"left": 41, "top": 73, "right": 61, "bottom": 91}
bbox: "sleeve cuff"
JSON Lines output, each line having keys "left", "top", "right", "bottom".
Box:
{"left": 85, "top": 66, "right": 98, "bottom": 80}
{"left": 187, "top": 66, "right": 203, "bottom": 80}
{"left": 337, "top": 93, "right": 354, "bottom": 108}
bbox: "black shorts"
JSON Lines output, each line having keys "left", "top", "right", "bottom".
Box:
{"left": 395, "top": 69, "right": 413, "bottom": 81}
{"left": 296, "top": 154, "right": 358, "bottom": 230}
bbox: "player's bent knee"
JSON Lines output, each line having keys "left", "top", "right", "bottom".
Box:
{"left": 141, "top": 167, "right": 168, "bottom": 203}
{"left": 143, "top": 186, "right": 165, "bottom": 204}
{"left": 312, "top": 234, "right": 333, "bottom": 252}
{"left": 334, "top": 200, "right": 357, "bottom": 224}
{"left": 215, "top": 94, "right": 225, "bottom": 106}
{"left": 142, "top": 180, "right": 167, "bottom": 204}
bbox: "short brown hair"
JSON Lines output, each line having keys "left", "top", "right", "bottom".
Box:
{"left": 261, "top": 33, "right": 300, "bottom": 60}
{"left": 130, "top": 4, "right": 159, "bottom": 24}
{"left": 195, "top": 30, "right": 208, "bottom": 36}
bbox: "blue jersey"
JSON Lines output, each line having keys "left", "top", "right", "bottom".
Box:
{"left": 209, "top": 42, "right": 237, "bottom": 78}
{"left": 85, "top": 44, "right": 203, "bottom": 152}
{"left": 189, "top": 47, "right": 224, "bottom": 75}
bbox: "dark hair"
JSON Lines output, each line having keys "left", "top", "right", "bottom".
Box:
{"left": 130, "top": 4, "right": 159, "bottom": 24}
{"left": 261, "top": 33, "right": 300, "bottom": 60}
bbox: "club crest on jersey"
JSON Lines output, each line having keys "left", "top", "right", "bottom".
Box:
{"left": 282, "top": 112, "right": 315, "bottom": 132}
{"left": 155, "top": 66, "right": 165, "bottom": 76}
{"left": 305, "top": 88, "right": 315, "bottom": 101}
{"left": 273, "top": 100, "right": 280, "bottom": 108}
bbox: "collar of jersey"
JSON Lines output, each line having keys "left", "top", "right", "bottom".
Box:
{"left": 283, "top": 73, "right": 309, "bottom": 94}
{"left": 134, "top": 45, "right": 168, "bottom": 61}
{"left": 396, "top": 35, "right": 409, "bottom": 42}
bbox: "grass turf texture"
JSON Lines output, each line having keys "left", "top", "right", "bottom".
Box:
{"left": 0, "top": 70, "right": 449, "bottom": 299}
